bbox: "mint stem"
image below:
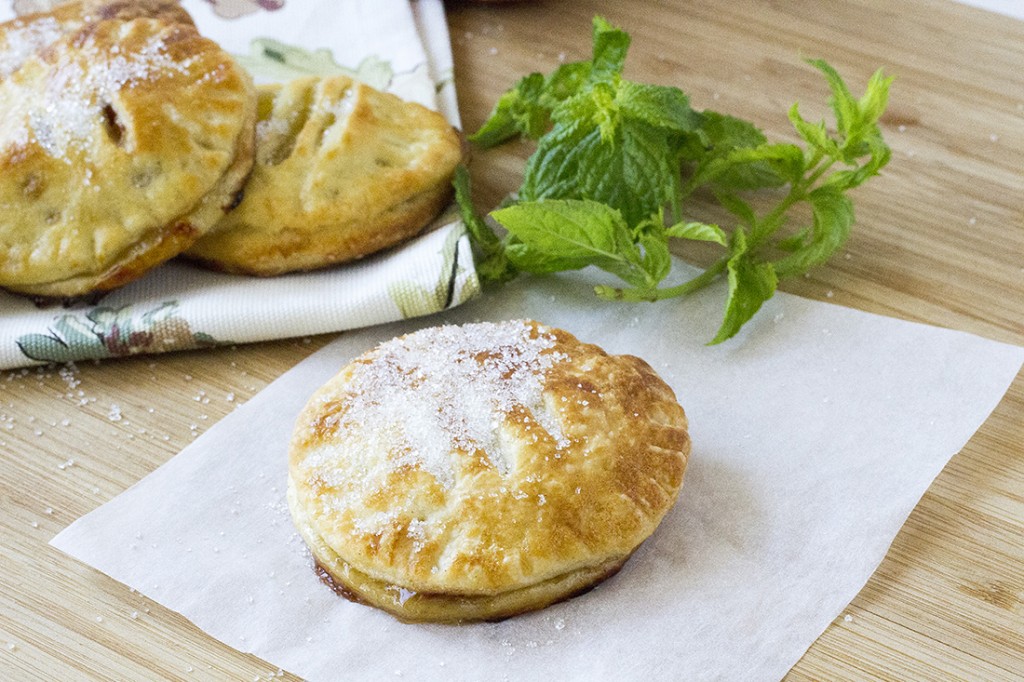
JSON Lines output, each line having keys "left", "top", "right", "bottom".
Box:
{"left": 600, "top": 257, "right": 728, "bottom": 301}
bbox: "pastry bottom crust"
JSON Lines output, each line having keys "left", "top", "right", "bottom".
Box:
{"left": 289, "top": 480, "right": 630, "bottom": 623}
{"left": 185, "top": 180, "right": 453, "bottom": 277}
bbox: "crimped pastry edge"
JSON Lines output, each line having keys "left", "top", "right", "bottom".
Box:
{"left": 288, "top": 476, "right": 630, "bottom": 623}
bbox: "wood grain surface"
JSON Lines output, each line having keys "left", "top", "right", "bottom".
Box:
{"left": 2, "top": 0, "right": 1022, "bottom": 680}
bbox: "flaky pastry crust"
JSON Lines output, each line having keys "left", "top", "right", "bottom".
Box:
{"left": 288, "top": 320, "right": 690, "bottom": 622}
{"left": 0, "top": 13, "right": 255, "bottom": 297}
{"left": 186, "top": 75, "right": 463, "bottom": 276}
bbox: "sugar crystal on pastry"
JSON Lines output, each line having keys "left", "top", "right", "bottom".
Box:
{"left": 288, "top": 320, "right": 691, "bottom": 623}
{"left": 0, "top": 15, "right": 61, "bottom": 78}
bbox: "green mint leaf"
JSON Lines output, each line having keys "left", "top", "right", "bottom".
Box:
{"left": 857, "top": 68, "right": 894, "bottom": 128}
{"left": 805, "top": 59, "right": 893, "bottom": 163}
{"left": 589, "top": 16, "right": 630, "bottom": 82}
{"left": 787, "top": 102, "right": 840, "bottom": 158}
{"left": 544, "top": 61, "right": 592, "bottom": 103}
{"left": 683, "top": 111, "right": 786, "bottom": 191}
{"left": 491, "top": 200, "right": 641, "bottom": 278}
{"left": 518, "top": 117, "right": 592, "bottom": 200}
{"left": 711, "top": 229, "right": 778, "bottom": 344}
{"left": 521, "top": 116, "right": 681, "bottom": 227}
{"left": 505, "top": 240, "right": 595, "bottom": 274}
{"left": 617, "top": 81, "right": 700, "bottom": 132}
{"left": 665, "top": 221, "right": 728, "bottom": 245}
{"left": 772, "top": 187, "right": 854, "bottom": 277}
{"left": 637, "top": 227, "right": 672, "bottom": 284}
{"left": 689, "top": 141, "right": 803, "bottom": 193}
{"left": 724, "top": 143, "right": 806, "bottom": 185}
{"left": 806, "top": 58, "right": 858, "bottom": 139}
{"left": 693, "top": 110, "right": 767, "bottom": 152}
{"left": 470, "top": 73, "right": 549, "bottom": 147}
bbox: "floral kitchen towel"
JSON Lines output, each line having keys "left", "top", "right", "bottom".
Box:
{"left": 0, "top": 0, "right": 476, "bottom": 369}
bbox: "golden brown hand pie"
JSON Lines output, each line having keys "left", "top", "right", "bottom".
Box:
{"left": 288, "top": 320, "right": 690, "bottom": 623}
{"left": 0, "top": 14, "right": 256, "bottom": 298}
{"left": 185, "top": 75, "right": 463, "bottom": 276}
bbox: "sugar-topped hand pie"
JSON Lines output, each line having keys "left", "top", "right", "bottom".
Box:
{"left": 0, "top": 7, "right": 255, "bottom": 298}
{"left": 288, "top": 320, "right": 690, "bottom": 623}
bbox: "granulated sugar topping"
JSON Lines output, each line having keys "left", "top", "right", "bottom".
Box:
{"left": 0, "top": 16, "right": 63, "bottom": 79}
{"left": 4, "top": 22, "right": 200, "bottom": 160}
{"left": 336, "top": 320, "right": 569, "bottom": 487}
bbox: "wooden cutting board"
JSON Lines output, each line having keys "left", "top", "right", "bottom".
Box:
{"left": 1, "top": 0, "right": 1022, "bottom": 680}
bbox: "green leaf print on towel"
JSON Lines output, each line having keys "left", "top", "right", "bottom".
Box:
{"left": 17, "top": 302, "right": 219, "bottom": 364}
{"left": 388, "top": 227, "right": 479, "bottom": 319}
{"left": 236, "top": 38, "right": 393, "bottom": 89}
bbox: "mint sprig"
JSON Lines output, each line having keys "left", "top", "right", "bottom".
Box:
{"left": 460, "top": 17, "right": 892, "bottom": 343}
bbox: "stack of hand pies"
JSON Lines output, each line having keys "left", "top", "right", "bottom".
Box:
{"left": 0, "top": 0, "right": 462, "bottom": 299}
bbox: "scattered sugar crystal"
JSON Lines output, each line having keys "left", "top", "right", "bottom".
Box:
{"left": 107, "top": 404, "right": 122, "bottom": 422}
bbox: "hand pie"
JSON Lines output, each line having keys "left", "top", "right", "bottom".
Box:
{"left": 185, "top": 75, "right": 463, "bottom": 276}
{"left": 288, "top": 320, "right": 690, "bottom": 623}
{"left": 0, "top": 13, "right": 255, "bottom": 298}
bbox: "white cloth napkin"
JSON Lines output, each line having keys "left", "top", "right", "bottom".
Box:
{"left": 51, "top": 263, "right": 1024, "bottom": 681}
{"left": 0, "top": 0, "right": 475, "bottom": 370}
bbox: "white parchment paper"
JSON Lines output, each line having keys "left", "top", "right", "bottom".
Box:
{"left": 51, "top": 263, "right": 1024, "bottom": 681}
